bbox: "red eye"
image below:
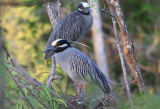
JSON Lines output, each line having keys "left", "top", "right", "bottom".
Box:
{"left": 81, "top": 7, "right": 84, "bottom": 10}
{"left": 57, "top": 43, "right": 61, "bottom": 46}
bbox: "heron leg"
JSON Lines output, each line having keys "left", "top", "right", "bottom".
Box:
{"left": 78, "top": 84, "right": 82, "bottom": 100}
{"left": 82, "top": 83, "right": 87, "bottom": 100}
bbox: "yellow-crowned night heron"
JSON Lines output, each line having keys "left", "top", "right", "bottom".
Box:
{"left": 44, "top": 39, "right": 111, "bottom": 99}
{"left": 45, "top": 2, "right": 93, "bottom": 59}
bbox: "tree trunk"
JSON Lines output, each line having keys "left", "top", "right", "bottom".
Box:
{"left": 88, "top": 0, "right": 110, "bottom": 77}
{"left": 43, "top": 0, "right": 58, "bottom": 86}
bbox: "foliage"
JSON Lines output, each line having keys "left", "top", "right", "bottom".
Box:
{"left": 4, "top": 60, "right": 67, "bottom": 109}
{"left": 1, "top": 0, "right": 160, "bottom": 108}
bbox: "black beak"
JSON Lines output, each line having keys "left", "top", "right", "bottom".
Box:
{"left": 85, "top": 7, "right": 93, "bottom": 13}
{"left": 43, "top": 46, "right": 56, "bottom": 53}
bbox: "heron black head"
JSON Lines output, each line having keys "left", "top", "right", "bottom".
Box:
{"left": 43, "top": 39, "right": 71, "bottom": 53}
{"left": 77, "top": 2, "right": 92, "bottom": 15}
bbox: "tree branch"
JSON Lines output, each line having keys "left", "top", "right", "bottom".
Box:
{"left": 25, "top": 85, "right": 50, "bottom": 109}
{"left": 44, "top": 0, "right": 58, "bottom": 29}
{"left": 105, "top": 0, "right": 147, "bottom": 93}
{"left": 110, "top": 14, "right": 133, "bottom": 108}
{"left": 2, "top": 44, "right": 58, "bottom": 98}
{"left": 4, "top": 65, "right": 35, "bottom": 109}
{"left": 43, "top": 0, "right": 60, "bottom": 87}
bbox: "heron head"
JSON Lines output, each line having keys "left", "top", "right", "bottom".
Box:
{"left": 43, "top": 39, "right": 71, "bottom": 53}
{"left": 77, "top": 2, "right": 93, "bottom": 15}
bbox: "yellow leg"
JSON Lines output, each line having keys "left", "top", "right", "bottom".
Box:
{"left": 78, "top": 84, "right": 82, "bottom": 100}
{"left": 83, "top": 83, "right": 87, "bottom": 100}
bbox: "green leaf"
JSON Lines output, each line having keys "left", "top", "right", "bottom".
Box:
{"left": 11, "top": 71, "right": 17, "bottom": 76}
{"left": 7, "top": 56, "right": 13, "bottom": 63}
{"left": 56, "top": 99, "right": 67, "bottom": 107}
{"left": 23, "top": 87, "right": 28, "bottom": 96}
{"left": 6, "top": 64, "right": 14, "bottom": 69}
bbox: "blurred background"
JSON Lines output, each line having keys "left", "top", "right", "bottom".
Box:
{"left": 1, "top": 0, "right": 160, "bottom": 104}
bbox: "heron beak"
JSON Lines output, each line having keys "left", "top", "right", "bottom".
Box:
{"left": 43, "top": 46, "right": 56, "bottom": 53}
{"left": 85, "top": 7, "right": 93, "bottom": 13}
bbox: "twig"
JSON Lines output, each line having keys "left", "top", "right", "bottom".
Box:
{"left": 51, "top": 2, "right": 59, "bottom": 22}
{"left": 34, "top": 72, "right": 49, "bottom": 79}
{"left": 46, "top": 56, "right": 56, "bottom": 86}
{"left": 44, "top": 0, "right": 58, "bottom": 28}
{"left": 15, "top": 68, "right": 58, "bottom": 98}
{"left": 53, "top": 82, "right": 61, "bottom": 92}
{"left": 43, "top": 0, "right": 59, "bottom": 87}
{"left": 56, "top": 71, "right": 63, "bottom": 93}
{"left": 100, "top": 0, "right": 133, "bottom": 107}
{"left": 4, "top": 65, "right": 35, "bottom": 109}
{"left": 110, "top": 11, "right": 133, "bottom": 109}
{"left": 57, "top": 0, "right": 61, "bottom": 20}
{"left": 16, "top": 66, "right": 48, "bottom": 71}
{"left": 105, "top": 0, "right": 147, "bottom": 93}
{"left": 2, "top": 45, "right": 58, "bottom": 98}
{"left": 2, "top": 45, "right": 15, "bottom": 67}
{"left": 25, "top": 85, "right": 50, "bottom": 109}
{"left": 100, "top": 9, "right": 113, "bottom": 17}
{"left": 6, "top": 98, "right": 16, "bottom": 105}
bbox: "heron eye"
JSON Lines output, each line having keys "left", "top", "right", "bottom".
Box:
{"left": 57, "top": 43, "right": 61, "bottom": 47}
{"left": 81, "top": 7, "right": 84, "bottom": 10}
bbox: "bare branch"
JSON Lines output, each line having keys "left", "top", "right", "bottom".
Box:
{"left": 43, "top": 0, "right": 59, "bottom": 87}
{"left": 4, "top": 65, "right": 35, "bottom": 109}
{"left": 104, "top": 0, "right": 147, "bottom": 93}
{"left": 2, "top": 45, "right": 58, "bottom": 98}
{"left": 25, "top": 85, "right": 50, "bottom": 109}
{"left": 46, "top": 56, "right": 57, "bottom": 86}
{"left": 43, "top": 0, "right": 58, "bottom": 29}
{"left": 15, "top": 68, "right": 58, "bottom": 98}
{"left": 56, "top": 71, "right": 63, "bottom": 93}
{"left": 58, "top": 0, "right": 61, "bottom": 20}
{"left": 34, "top": 72, "right": 49, "bottom": 79}
{"left": 110, "top": 14, "right": 133, "bottom": 108}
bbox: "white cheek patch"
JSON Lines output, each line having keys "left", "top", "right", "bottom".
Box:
{"left": 59, "top": 44, "right": 68, "bottom": 48}
{"left": 81, "top": 2, "right": 89, "bottom": 8}
{"left": 51, "top": 39, "right": 63, "bottom": 46}
{"left": 78, "top": 8, "right": 82, "bottom": 11}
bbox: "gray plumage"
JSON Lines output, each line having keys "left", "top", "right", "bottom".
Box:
{"left": 45, "top": 4, "right": 93, "bottom": 60}
{"left": 55, "top": 46, "right": 111, "bottom": 93}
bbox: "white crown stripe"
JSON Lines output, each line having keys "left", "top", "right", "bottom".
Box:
{"left": 51, "top": 39, "right": 62, "bottom": 46}
{"left": 81, "top": 2, "right": 90, "bottom": 8}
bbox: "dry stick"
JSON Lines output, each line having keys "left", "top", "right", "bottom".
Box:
{"left": 109, "top": 9, "right": 134, "bottom": 109}
{"left": 25, "top": 85, "right": 50, "bottom": 109}
{"left": 15, "top": 68, "right": 58, "bottom": 98}
{"left": 107, "top": 0, "right": 147, "bottom": 93}
{"left": 44, "top": 0, "right": 59, "bottom": 87}
{"left": 34, "top": 72, "right": 49, "bottom": 79}
{"left": 101, "top": 0, "right": 133, "bottom": 108}
{"left": 46, "top": 56, "right": 56, "bottom": 86}
{"left": 56, "top": 71, "right": 63, "bottom": 93}
{"left": 16, "top": 66, "right": 48, "bottom": 71}
{"left": 4, "top": 65, "right": 35, "bottom": 109}
{"left": 2, "top": 45, "right": 15, "bottom": 67}
{"left": 58, "top": 0, "right": 61, "bottom": 20}
{"left": 114, "top": 16, "right": 133, "bottom": 109}
{"left": 45, "top": 0, "right": 63, "bottom": 92}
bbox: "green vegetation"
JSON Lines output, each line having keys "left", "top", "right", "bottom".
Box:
{"left": 1, "top": 0, "right": 160, "bottom": 108}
